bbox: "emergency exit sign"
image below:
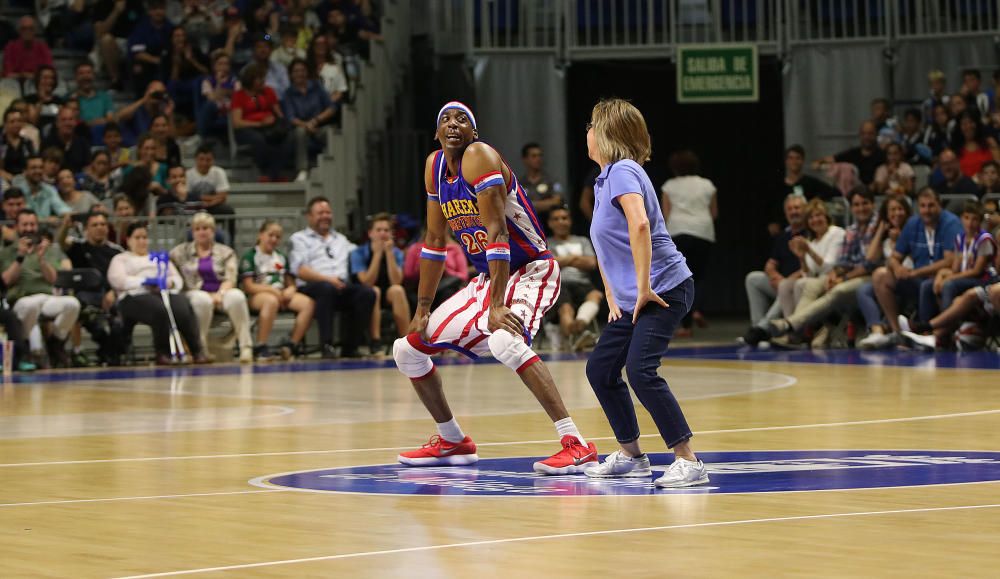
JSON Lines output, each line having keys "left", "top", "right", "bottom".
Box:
{"left": 677, "top": 44, "right": 759, "bottom": 103}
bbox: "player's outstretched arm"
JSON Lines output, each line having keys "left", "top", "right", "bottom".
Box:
{"left": 411, "top": 152, "right": 449, "bottom": 337}
{"left": 463, "top": 143, "right": 524, "bottom": 338}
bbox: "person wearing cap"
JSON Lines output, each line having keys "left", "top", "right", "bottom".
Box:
{"left": 391, "top": 100, "right": 598, "bottom": 475}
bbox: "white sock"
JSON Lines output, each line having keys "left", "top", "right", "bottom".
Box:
{"left": 575, "top": 301, "right": 599, "bottom": 325}
{"left": 554, "top": 417, "right": 586, "bottom": 445}
{"left": 436, "top": 418, "right": 465, "bottom": 443}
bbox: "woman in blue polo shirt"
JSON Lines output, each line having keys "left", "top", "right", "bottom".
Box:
{"left": 582, "top": 99, "right": 708, "bottom": 488}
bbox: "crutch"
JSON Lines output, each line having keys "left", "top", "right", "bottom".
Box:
{"left": 152, "top": 251, "right": 187, "bottom": 363}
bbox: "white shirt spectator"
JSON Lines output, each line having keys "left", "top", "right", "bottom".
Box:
{"left": 186, "top": 165, "right": 230, "bottom": 193}
{"left": 660, "top": 175, "right": 716, "bottom": 242}
{"left": 288, "top": 227, "right": 356, "bottom": 286}
{"left": 548, "top": 235, "right": 596, "bottom": 285}
{"left": 319, "top": 62, "right": 348, "bottom": 98}
{"left": 805, "top": 225, "right": 846, "bottom": 276}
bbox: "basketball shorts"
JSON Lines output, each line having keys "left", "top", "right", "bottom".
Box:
{"left": 410, "top": 259, "right": 561, "bottom": 357}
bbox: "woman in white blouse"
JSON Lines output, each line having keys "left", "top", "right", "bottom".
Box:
{"left": 660, "top": 150, "right": 717, "bottom": 334}
{"left": 778, "top": 199, "right": 846, "bottom": 317}
{"left": 107, "top": 222, "right": 209, "bottom": 365}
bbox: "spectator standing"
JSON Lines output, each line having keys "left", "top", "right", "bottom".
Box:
{"left": 197, "top": 50, "right": 241, "bottom": 136}
{"left": 349, "top": 213, "right": 407, "bottom": 353}
{"left": 127, "top": 0, "right": 174, "bottom": 97}
{"left": 1, "top": 108, "right": 36, "bottom": 182}
{"left": 283, "top": 58, "right": 335, "bottom": 182}
{"left": 170, "top": 212, "right": 254, "bottom": 363}
{"left": 660, "top": 150, "right": 717, "bottom": 332}
{"left": 12, "top": 156, "right": 71, "bottom": 226}
{"left": 289, "top": 196, "right": 375, "bottom": 358}
{"left": 0, "top": 209, "right": 80, "bottom": 367}
{"left": 41, "top": 107, "right": 92, "bottom": 174}
{"left": 231, "top": 63, "right": 294, "bottom": 182}
{"left": 544, "top": 206, "right": 603, "bottom": 351}
{"left": 56, "top": 211, "right": 127, "bottom": 366}
{"left": 872, "top": 142, "right": 915, "bottom": 198}
{"left": 107, "top": 221, "right": 208, "bottom": 365}
{"left": 813, "top": 121, "right": 886, "bottom": 187}
{"left": 857, "top": 188, "right": 963, "bottom": 348}
{"left": 518, "top": 142, "right": 564, "bottom": 225}
{"left": 741, "top": 194, "right": 807, "bottom": 346}
{"left": 70, "top": 63, "right": 115, "bottom": 144}
{"left": 2, "top": 17, "right": 53, "bottom": 81}
{"left": 239, "top": 220, "right": 314, "bottom": 361}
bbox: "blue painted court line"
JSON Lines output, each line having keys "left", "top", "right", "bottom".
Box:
{"left": 4, "top": 345, "right": 997, "bottom": 385}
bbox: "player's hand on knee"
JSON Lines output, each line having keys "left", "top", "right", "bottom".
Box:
{"left": 488, "top": 305, "right": 524, "bottom": 337}
{"left": 408, "top": 308, "right": 431, "bottom": 338}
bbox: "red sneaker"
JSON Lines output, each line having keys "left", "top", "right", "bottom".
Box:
{"left": 533, "top": 435, "right": 598, "bottom": 475}
{"left": 398, "top": 435, "right": 479, "bottom": 466}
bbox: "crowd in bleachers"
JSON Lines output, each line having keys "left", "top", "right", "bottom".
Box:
{"left": 743, "top": 67, "right": 1000, "bottom": 351}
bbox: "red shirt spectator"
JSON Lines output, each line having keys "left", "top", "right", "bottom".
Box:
{"left": 2, "top": 17, "right": 53, "bottom": 79}
{"left": 231, "top": 86, "right": 281, "bottom": 123}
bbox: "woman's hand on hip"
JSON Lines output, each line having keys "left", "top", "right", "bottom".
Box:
{"left": 632, "top": 288, "right": 668, "bottom": 324}
{"left": 608, "top": 300, "right": 622, "bottom": 323}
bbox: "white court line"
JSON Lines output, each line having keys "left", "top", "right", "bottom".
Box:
{"left": 0, "top": 489, "right": 283, "bottom": 508}
{"left": 112, "top": 502, "right": 1000, "bottom": 578}
{"left": 1, "top": 407, "right": 998, "bottom": 469}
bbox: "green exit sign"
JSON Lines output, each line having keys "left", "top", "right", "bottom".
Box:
{"left": 677, "top": 44, "right": 759, "bottom": 103}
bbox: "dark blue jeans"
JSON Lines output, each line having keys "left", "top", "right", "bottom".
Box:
{"left": 585, "top": 277, "right": 695, "bottom": 448}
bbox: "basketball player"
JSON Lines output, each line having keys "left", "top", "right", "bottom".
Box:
{"left": 392, "top": 102, "right": 598, "bottom": 475}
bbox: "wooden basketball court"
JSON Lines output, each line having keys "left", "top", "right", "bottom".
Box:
{"left": 2, "top": 347, "right": 999, "bottom": 577}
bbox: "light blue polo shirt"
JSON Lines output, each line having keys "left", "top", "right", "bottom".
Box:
{"left": 590, "top": 159, "right": 691, "bottom": 311}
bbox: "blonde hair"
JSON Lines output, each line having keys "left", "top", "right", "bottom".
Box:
{"left": 804, "top": 198, "right": 830, "bottom": 234}
{"left": 191, "top": 211, "right": 216, "bottom": 230}
{"left": 590, "top": 98, "right": 652, "bottom": 165}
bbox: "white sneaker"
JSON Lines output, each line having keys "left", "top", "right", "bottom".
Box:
{"left": 654, "top": 457, "right": 709, "bottom": 488}
{"left": 858, "top": 331, "right": 898, "bottom": 350}
{"left": 572, "top": 330, "right": 597, "bottom": 352}
{"left": 902, "top": 331, "right": 936, "bottom": 351}
{"left": 584, "top": 451, "right": 653, "bottom": 478}
{"left": 897, "top": 315, "right": 912, "bottom": 333}
{"left": 544, "top": 323, "right": 563, "bottom": 352}
{"left": 239, "top": 346, "right": 254, "bottom": 364}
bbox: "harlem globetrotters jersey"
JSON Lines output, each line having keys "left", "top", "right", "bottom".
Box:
{"left": 427, "top": 147, "right": 552, "bottom": 275}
